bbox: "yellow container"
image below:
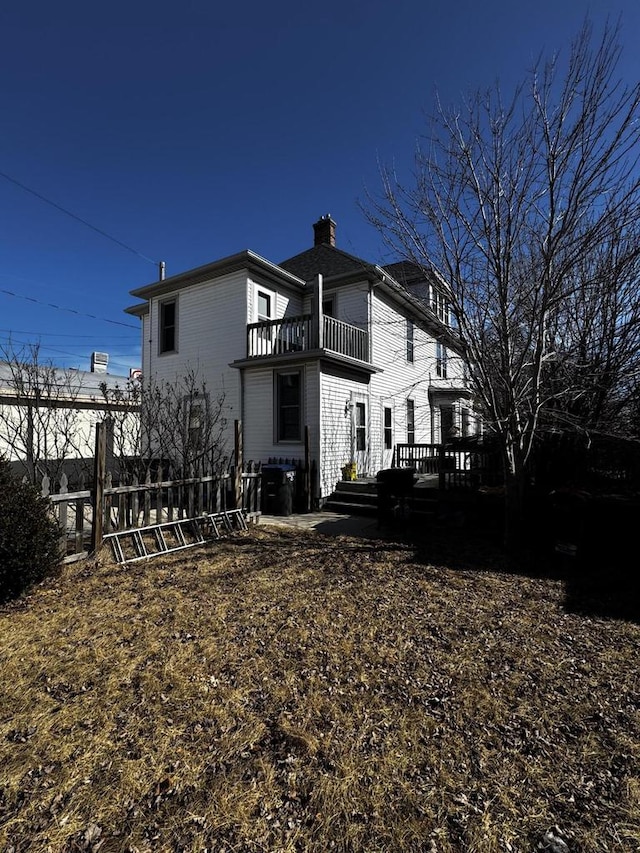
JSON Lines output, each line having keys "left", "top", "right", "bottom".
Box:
{"left": 342, "top": 462, "right": 357, "bottom": 481}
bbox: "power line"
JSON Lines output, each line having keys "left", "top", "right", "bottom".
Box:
{"left": 0, "top": 169, "right": 158, "bottom": 266}
{"left": 0, "top": 334, "right": 140, "bottom": 364}
{"left": 0, "top": 288, "right": 140, "bottom": 329}
{"left": 0, "top": 327, "right": 137, "bottom": 340}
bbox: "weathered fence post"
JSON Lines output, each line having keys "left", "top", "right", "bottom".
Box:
{"left": 234, "top": 419, "right": 243, "bottom": 509}
{"left": 438, "top": 443, "right": 446, "bottom": 491}
{"left": 91, "top": 421, "right": 107, "bottom": 553}
{"left": 304, "top": 426, "right": 311, "bottom": 512}
{"left": 58, "top": 473, "right": 68, "bottom": 557}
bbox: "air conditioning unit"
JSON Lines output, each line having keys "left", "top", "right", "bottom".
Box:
{"left": 91, "top": 352, "right": 109, "bottom": 373}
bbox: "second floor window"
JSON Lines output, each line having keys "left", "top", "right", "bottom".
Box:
{"left": 436, "top": 342, "right": 448, "bottom": 378}
{"left": 431, "top": 286, "right": 450, "bottom": 324}
{"left": 406, "top": 319, "right": 414, "bottom": 363}
{"left": 160, "top": 300, "right": 177, "bottom": 354}
{"left": 257, "top": 291, "right": 272, "bottom": 321}
{"left": 322, "top": 296, "right": 335, "bottom": 318}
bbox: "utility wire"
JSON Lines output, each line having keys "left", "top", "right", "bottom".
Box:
{"left": 0, "top": 327, "right": 137, "bottom": 340}
{"left": 0, "top": 288, "right": 140, "bottom": 329}
{"left": 0, "top": 169, "right": 158, "bottom": 266}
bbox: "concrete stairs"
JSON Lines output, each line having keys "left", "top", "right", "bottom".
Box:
{"left": 324, "top": 476, "right": 442, "bottom": 523}
{"left": 324, "top": 479, "right": 378, "bottom": 516}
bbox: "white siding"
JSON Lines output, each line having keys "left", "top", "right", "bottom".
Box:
{"left": 318, "top": 370, "right": 369, "bottom": 497}
{"left": 333, "top": 282, "right": 369, "bottom": 329}
{"left": 145, "top": 271, "right": 249, "bottom": 460}
{"left": 243, "top": 361, "right": 320, "bottom": 466}
{"left": 369, "top": 291, "right": 433, "bottom": 454}
{"left": 247, "top": 278, "right": 303, "bottom": 323}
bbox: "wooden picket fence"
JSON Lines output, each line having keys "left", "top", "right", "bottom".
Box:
{"left": 44, "top": 460, "right": 262, "bottom": 562}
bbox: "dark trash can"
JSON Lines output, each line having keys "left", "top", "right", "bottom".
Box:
{"left": 549, "top": 489, "right": 589, "bottom": 559}
{"left": 261, "top": 464, "right": 297, "bottom": 516}
{"left": 376, "top": 467, "right": 417, "bottom": 527}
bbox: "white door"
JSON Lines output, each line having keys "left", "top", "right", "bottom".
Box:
{"left": 351, "top": 394, "right": 370, "bottom": 477}
{"left": 381, "top": 403, "right": 394, "bottom": 470}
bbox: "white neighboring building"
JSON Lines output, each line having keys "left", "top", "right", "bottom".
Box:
{"left": 125, "top": 216, "right": 480, "bottom": 501}
{"left": 0, "top": 354, "right": 139, "bottom": 483}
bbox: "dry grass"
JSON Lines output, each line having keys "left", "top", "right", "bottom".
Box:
{"left": 0, "top": 525, "right": 638, "bottom": 852}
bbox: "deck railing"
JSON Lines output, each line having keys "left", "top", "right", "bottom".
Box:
{"left": 247, "top": 314, "right": 369, "bottom": 362}
{"left": 394, "top": 442, "right": 502, "bottom": 489}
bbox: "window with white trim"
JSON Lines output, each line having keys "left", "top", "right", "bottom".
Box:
{"left": 407, "top": 399, "right": 415, "bottom": 445}
{"left": 276, "top": 371, "right": 302, "bottom": 442}
{"left": 257, "top": 290, "right": 272, "bottom": 321}
{"left": 406, "top": 319, "right": 414, "bottom": 363}
{"left": 355, "top": 401, "right": 366, "bottom": 451}
{"left": 436, "top": 342, "right": 448, "bottom": 378}
{"left": 383, "top": 406, "right": 393, "bottom": 450}
{"left": 159, "top": 299, "right": 177, "bottom": 354}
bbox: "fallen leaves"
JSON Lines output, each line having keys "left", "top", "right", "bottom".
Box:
{"left": 0, "top": 526, "right": 638, "bottom": 851}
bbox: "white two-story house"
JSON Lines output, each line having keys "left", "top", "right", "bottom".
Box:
{"left": 125, "top": 216, "right": 479, "bottom": 501}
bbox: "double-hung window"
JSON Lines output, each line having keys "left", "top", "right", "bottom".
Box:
{"left": 383, "top": 407, "right": 393, "bottom": 450}
{"left": 406, "top": 319, "right": 414, "bottom": 363}
{"left": 276, "top": 371, "right": 302, "bottom": 442}
{"left": 257, "top": 290, "right": 272, "bottom": 322}
{"left": 159, "top": 299, "right": 177, "bottom": 354}
{"left": 436, "top": 342, "right": 448, "bottom": 378}
{"left": 407, "top": 399, "right": 415, "bottom": 444}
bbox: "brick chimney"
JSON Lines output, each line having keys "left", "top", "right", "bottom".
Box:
{"left": 313, "top": 214, "right": 336, "bottom": 247}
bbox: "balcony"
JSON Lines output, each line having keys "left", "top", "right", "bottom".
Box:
{"left": 246, "top": 314, "right": 370, "bottom": 364}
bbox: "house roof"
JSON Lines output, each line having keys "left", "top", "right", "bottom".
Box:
{"left": 279, "top": 244, "right": 377, "bottom": 283}
{"left": 124, "top": 220, "right": 460, "bottom": 348}
{"left": 0, "top": 361, "right": 133, "bottom": 402}
{"left": 126, "top": 250, "right": 305, "bottom": 316}
{"left": 383, "top": 260, "right": 439, "bottom": 288}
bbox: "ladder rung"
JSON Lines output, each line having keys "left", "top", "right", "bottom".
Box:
{"left": 103, "top": 510, "right": 248, "bottom": 564}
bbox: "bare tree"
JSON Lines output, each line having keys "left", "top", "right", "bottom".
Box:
{"left": 0, "top": 341, "right": 85, "bottom": 483}
{"left": 100, "top": 368, "right": 228, "bottom": 479}
{"left": 367, "top": 21, "right": 640, "bottom": 548}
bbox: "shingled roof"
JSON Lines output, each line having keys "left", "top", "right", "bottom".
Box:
{"left": 279, "top": 243, "right": 376, "bottom": 283}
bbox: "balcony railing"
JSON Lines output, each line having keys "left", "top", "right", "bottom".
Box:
{"left": 247, "top": 315, "right": 311, "bottom": 358}
{"left": 247, "top": 314, "right": 370, "bottom": 363}
{"left": 323, "top": 315, "right": 369, "bottom": 362}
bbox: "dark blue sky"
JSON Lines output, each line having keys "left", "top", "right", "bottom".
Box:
{"left": 1, "top": 0, "right": 639, "bottom": 372}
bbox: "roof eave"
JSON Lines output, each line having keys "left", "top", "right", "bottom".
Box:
{"left": 129, "top": 250, "right": 305, "bottom": 301}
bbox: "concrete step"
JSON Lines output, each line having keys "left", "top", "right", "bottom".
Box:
{"left": 333, "top": 479, "right": 378, "bottom": 495}
{"left": 324, "top": 499, "right": 378, "bottom": 516}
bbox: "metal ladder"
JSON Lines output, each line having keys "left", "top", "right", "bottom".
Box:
{"left": 104, "top": 509, "right": 248, "bottom": 564}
